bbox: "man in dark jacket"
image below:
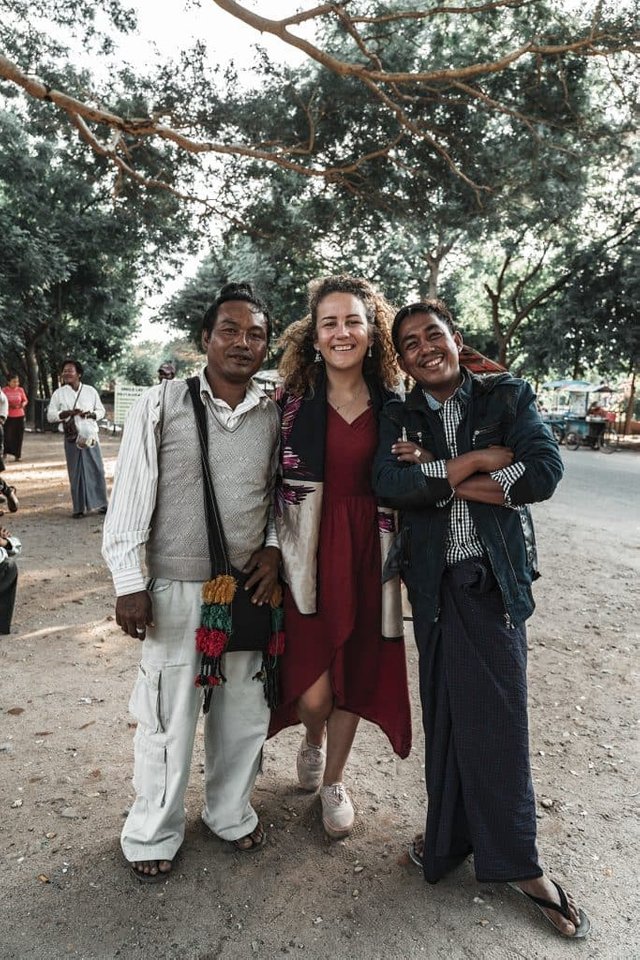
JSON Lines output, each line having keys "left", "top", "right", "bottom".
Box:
{"left": 373, "top": 299, "right": 589, "bottom": 939}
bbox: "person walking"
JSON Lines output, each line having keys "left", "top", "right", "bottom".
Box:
{"left": 373, "top": 298, "right": 589, "bottom": 939}
{"left": 270, "top": 275, "right": 411, "bottom": 840}
{"left": 2, "top": 375, "right": 29, "bottom": 461}
{"left": 46, "top": 360, "right": 108, "bottom": 518}
{"left": 103, "top": 282, "right": 282, "bottom": 881}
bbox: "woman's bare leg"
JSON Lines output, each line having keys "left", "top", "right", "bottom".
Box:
{"left": 296, "top": 672, "right": 360, "bottom": 785}
{"left": 296, "top": 670, "right": 333, "bottom": 746}
{"left": 324, "top": 708, "right": 359, "bottom": 785}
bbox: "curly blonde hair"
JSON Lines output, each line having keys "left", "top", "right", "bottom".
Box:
{"left": 278, "top": 275, "right": 398, "bottom": 396}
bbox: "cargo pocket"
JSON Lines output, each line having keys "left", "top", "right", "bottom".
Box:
{"left": 128, "top": 664, "right": 165, "bottom": 734}
{"left": 132, "top": 734, "right": 167, "bottom": 807}
{"left": 129, "top": 665, "right": 167, "bottom": 807}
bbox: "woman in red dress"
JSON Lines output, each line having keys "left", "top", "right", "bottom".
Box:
{"left": 271, "top": 276, "right": 411, "bottom": 839}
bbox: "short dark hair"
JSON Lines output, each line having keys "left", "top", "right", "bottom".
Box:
{"left": 61, "top": 358, "right": 83, "bottom": 376}
{"left": 391, "top": 299, "right": 456, "bottom": 353}
{"left": 201, "top": 282, "right": 271, "bottom": 339}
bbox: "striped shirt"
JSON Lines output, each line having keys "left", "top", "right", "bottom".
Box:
{"left": 420, "top": 379, "right": 525, "bottom": 565}
{"left": 102, "top": 370, "right": 279, "bottom": 596}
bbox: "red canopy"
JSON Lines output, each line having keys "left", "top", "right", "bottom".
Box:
{"left": 459, "top": 345, "right": 506, "bottom": 374}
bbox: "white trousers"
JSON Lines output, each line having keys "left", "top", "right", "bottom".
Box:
{"left": 121, "top": 578, "right": 270, "bottom": 863}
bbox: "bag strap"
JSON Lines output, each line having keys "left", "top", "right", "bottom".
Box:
{"left": 185, "top": 376, "right": 230, "bottom": 578}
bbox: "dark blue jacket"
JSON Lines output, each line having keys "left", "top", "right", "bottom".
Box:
{"left": 372, "top": 373, "right": 564, "bottom": 626}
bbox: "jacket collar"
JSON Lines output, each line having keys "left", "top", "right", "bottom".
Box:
{"left": 405, "top": 367, "right": 472, "bottom": 412}
{"left": 405, "top": 369, "right": 517, "bottom": 413}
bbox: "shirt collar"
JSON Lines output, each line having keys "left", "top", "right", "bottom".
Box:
{"left": 198, "top": 367, "right": 268, "bottom": 411}
{"left": 421, "top": 368, "right": 470, "bottom": 411}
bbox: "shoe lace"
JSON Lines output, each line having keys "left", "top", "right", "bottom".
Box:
{"left": 324, "top": 783, "right": 347, "bottom": 805}
{"left": 301, "top": 741, "right": 324, "bottom": 766}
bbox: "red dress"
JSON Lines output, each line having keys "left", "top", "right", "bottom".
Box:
{"left": 270, "top": 404, "right": 412, "bottom": 757}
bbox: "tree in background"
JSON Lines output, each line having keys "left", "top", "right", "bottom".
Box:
{"left": 1, "top": 1, "right": 636, "bottom": 202}
{"left": 161, "top": 1, "right": 635, "bottom": 376}
{"left": 1, "top": 0, "right": 637, "bottom": 388}
{"left": 0, "top": 92, "right": 190, "bottom": 409}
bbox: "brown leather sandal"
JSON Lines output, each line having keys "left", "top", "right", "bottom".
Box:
{"left": 230, "top": 821, "right": 266, "bottom": 853}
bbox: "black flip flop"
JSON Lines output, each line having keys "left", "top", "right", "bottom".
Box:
{"left": 408, "top": 833, "right": 423, "bottom": 870}
{"left": 508, "top": 879, "right": 591, "bottom": 939}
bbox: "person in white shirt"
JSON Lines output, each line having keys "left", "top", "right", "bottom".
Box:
{"left": 47, "top": 359, "right": 108, "bottom": 518}
{"left": 103, "top": 282, "right": 281, "bottom": 882}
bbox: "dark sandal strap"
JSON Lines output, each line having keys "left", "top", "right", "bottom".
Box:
{"left": 521, "top": 880, "right": 571, "bottom": 921}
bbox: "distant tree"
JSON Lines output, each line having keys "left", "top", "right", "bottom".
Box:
{"left": 0, "top": 96, "right": 190, "bottom": 409}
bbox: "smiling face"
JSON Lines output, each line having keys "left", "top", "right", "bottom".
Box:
{"left": 396, "top": 311, "right": 463, "bottom": 402}
{"left": 202, "top": 299, "right": 268, "bottom": 388}
{"left": 313, "top": 292, "right": 372, "bottom": 374}
{"left": 61, "top": 363, "right": 81, "bottom": 390}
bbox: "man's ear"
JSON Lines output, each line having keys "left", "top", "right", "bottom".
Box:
{"left": 397, "top": 353, "right": 408, "bottom": 376}
{"left": 453, "top": 330, "right": 463, "bottom": 353}
{"left": 201, "top": 330, "right": 209, "bottom": 350}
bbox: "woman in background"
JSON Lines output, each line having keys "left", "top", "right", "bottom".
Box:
{"left": 2, "top": 374, "right": 28, "bottom": 461}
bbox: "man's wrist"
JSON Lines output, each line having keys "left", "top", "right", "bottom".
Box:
{"left": 113, "top": 569, "right": 147, "bottom": 596}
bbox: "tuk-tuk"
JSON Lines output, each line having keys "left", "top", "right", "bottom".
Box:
{"left": 541, "top": 380, "right": 618, "bottom": 453}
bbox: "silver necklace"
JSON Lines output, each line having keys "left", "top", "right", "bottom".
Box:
{"left": 329, "top": 383, "right": 365, "bottom": 412}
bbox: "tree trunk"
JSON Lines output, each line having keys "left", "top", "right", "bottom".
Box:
{"left": 22, "top": 322, "right": 50, "bottom": 426}
{"left": 24, "top": 342, "right": 38, "bottom": 427}
{"left": 623, "top": 367, "right": 636, "bottom": 435}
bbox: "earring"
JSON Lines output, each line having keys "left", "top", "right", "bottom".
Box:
{"left": 314, "top": 349, "right": 322, "bottom": 363}
{"left": 367, "top": 345, "right": 373, "bottom": 358}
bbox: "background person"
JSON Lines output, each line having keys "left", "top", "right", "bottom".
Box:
{"left": 270, "top": 275, "right": 411, "bottom": 840}
{"left": 0, "top": 388, "right": 7, "bottom": 472}
{"left": 46, "top": 359, "right": 108, "bottom": 518}
{"left": 2, "top": 374, "right": 29, "bottom": 462}
{"left": 157, "top": 361, "right": 176, "bottom": 382}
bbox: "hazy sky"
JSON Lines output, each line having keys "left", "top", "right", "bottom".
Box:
{"left": 118, "top": 1, "right": 309, "bottom": 73}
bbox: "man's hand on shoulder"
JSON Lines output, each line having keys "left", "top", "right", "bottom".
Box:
{"left": 116, "top": 591, "right": 154, "bottom": 641}
{"left": 243, "top": 546, "right": 281, "bottom": 605}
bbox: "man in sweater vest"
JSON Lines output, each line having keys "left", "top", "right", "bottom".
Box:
{"left": 103, "top": 282, "right": 281, "bottom": 881}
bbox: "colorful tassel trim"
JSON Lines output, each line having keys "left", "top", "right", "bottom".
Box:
{"left": 194, "top": 573, "right": 284, "bottom": 712}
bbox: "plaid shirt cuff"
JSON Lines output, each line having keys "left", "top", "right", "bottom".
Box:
{"left": 490, "top": 461, "right": 526, "bottom": 505}
{"left": 421, "top": 459, "right": 455, "bottom": 506}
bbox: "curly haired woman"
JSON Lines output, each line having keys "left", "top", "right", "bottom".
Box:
{"left": 270, "top": 275, "right": 411, "bottom": 839}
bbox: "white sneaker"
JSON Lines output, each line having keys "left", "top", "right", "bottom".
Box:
{"left": 296, "top": 735, "right": 326, "bottom": 791}
{"left": 320, "top": 782, "right": 354, "bottom": 839}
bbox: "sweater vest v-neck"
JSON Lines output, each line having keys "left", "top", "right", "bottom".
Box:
{"left": 146, "top": 380, "right": 279, "bottom": 581}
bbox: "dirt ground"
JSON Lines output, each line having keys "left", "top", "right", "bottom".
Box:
{"left": 0, "top": 431, "right": 638, "bottom": 960}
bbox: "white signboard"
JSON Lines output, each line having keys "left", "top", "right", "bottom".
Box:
{"left": 114, "top": 383, "right": 148, "bottom": 426}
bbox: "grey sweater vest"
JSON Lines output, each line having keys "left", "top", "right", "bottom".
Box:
{"left": 146, "top": 380, "right": 279, "bottom": 581}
